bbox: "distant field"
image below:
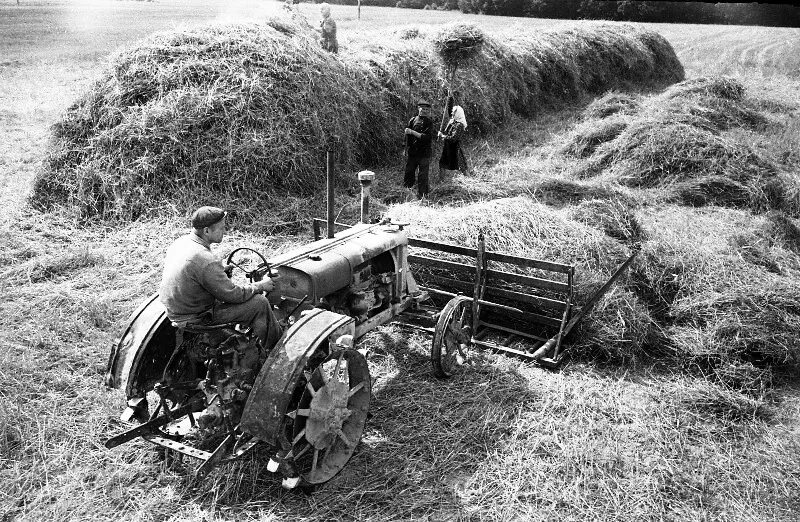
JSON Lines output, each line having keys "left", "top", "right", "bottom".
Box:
{"left": 1, "top": 2, "right": 799, "bottom": 521}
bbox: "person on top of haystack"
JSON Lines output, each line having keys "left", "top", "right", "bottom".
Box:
{"left": 318, "top": 3, "right": 338, "bottom": 53}
{"left": 159, "top": 206, "right": 282, "bottom": 351}
{"left": 438, "top": 100, "right": 469, "bottom": 179}
{"left": 403, "top": 98, "right": 434, "bottom": 200}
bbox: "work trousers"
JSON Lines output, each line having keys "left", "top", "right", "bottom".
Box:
{"left": 403, "top": 155, "right": 430, "bottom": 199}
{"left": 210, "top": 294, "right": 282, "bottom": 351}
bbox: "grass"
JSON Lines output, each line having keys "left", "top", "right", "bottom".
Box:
{"left": 2, "top": 1, "right": 800, "bottom": 521}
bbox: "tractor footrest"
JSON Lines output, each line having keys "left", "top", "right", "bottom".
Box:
{"left": 143, "top": 434, "right": 212, "bottom": 461}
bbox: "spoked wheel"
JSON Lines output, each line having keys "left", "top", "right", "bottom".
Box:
{"left": 286, "top": 349, "right": 371, "bottom": 485}
{"left": 431, "top": 296, "right": 474, "bottom": 378}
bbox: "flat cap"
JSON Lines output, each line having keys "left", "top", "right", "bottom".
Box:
{"left": 191, "top": 206, "right": 227, "bottom": 229}
{"left": 417, "top": 98, "right": 431, "bottom": 107}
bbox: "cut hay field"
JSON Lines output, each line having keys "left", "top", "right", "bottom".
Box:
{"left": 2, "top": 1, "right": 800, "bottom": 521}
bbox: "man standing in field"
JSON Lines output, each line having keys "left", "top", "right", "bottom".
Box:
{"left": 318, "top": 3, "right": 338, "bottom": 53}
{"left": 403, "top": 99, "right": 433, "bottom": 199}
{"left": 159, "top": 206, "right": 281, "bottom": 350}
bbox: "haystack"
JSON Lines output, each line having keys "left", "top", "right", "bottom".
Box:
{"left": 32, "top": 21, "right": 683, "bottom": 220}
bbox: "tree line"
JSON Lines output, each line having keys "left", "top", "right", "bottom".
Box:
{"left": 326, "top": 0, "right": 800, "bottom": 27}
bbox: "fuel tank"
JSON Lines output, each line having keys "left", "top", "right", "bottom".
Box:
{"left": 268, "top": 222, "right": 407, "bottom": 302}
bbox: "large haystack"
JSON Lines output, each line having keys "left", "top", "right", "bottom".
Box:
{"left": 31, "top": 20, "right": 683, "bottom": 220}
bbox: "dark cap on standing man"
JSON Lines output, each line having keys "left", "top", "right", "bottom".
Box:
{"left": 191, "top": 206, "right": 227, "bottom": 229}
{"left": 417, "top": 98, "right": 431, "bottom": 108}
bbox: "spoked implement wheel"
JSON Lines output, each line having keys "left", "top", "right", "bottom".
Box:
{"left": 287, "top": 349, "right": 371, "bottom": 485}
{"left": 431, "top": 296, "right": 473, "bottom": 378}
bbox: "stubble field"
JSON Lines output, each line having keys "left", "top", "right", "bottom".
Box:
{"left": 1, "top": 1, "right": 799, "bottom": 521}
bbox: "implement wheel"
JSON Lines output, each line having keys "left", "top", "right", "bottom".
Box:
{"left": 287, "top": 349, "right": 371, "bottom": 485}
{"left": 431, "top": 296, "right": 473, "bottom": 378}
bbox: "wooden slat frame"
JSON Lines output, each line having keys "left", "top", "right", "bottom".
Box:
{"left": 408, "top": 238, "right": 574, "bottom": 274}
{"left": 421, "top": 273, "right": 568, "bottom": 312}
{"left": 408, "top": 254, "right": 570, "bottom": 294}
{"left": 423, "top": 287, "right": 563, "bottom": 328}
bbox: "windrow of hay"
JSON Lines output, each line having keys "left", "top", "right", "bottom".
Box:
{"left": 32, "top": 18, "right": 683, "bottom": 221}
{"left": 563, "top": 76, "right": 799, "bottom": 215}
{"left": 582, "top": 90, "right": 642, "bottom": 119}
{"left": 633, "top": 206, "right": 800, "bottom": 369}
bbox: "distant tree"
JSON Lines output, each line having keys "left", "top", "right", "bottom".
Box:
{"left": 637, "top": 1, "right": 668, "bottom": 22}
{"left": 527, "top": 0, "right": 581, "bottom": 18}
{"left": 396, "top": 0, "right": 427, "bottom": 8}
{"left": 578, "top": 0, "right": 617, "bottom": 19}
{"left": 486, "top": 0, "right": 527, "bottom": 16}
{"left": 616, "top": 0, "right": 640, "bottom": 20}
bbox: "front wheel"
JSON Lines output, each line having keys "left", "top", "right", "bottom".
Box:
{"left": 431, "top": 296, "right": 473, "bottom": 378}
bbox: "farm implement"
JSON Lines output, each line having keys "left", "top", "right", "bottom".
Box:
{"left": 104, "top": 168, "right": 636, "bottom": 489}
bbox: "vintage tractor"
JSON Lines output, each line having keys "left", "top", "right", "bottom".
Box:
{"left": 104, "top": 168, "right": 636, "bottom": 489}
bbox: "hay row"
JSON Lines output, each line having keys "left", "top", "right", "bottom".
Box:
{"left": 31, "top": 19, "right": 683, "bottom": 220}
{"left": 562, "top": 76, "right": 798, "bottom": 215}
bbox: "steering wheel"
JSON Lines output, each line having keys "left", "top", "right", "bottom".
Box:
{"left": 225, "top": 247, "right": 270, "bottom": 282}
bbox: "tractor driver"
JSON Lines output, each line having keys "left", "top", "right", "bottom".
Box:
{"left": 159, "top": 206, "right": 282, "bottom": 351}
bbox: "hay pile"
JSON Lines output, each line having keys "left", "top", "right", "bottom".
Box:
{"left": 32, "top": 20, "right": 683, "bottom": 220}
{"left": 432, "top": 23, "right": 485, "bottom": 68}
{"left": 563, "top": 76, "right": 799, "bottom": 215}
{"left": 633, "top": 207, "right": 800, "bottom": 369}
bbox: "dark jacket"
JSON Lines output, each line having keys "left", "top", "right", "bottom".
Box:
{"left": 406, "top": 115, "right": 432, "bottom": 158}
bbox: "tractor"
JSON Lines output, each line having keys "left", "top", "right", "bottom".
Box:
{"left": 104, "top": 168, "right": 636, "bottom": 489}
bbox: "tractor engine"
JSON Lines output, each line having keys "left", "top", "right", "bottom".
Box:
{"left": 322, "top": 263, "right": 394, "bottom": 321}
{"left": 266, "top": 221, "right": 413, "bottom": 330}
{"left": 179, "top": 328, "right": 262, "bottom": 430}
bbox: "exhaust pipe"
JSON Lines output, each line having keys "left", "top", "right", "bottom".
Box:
{"left": 326, "top": 147, "right": 335, "bottom": 238}
{"left": 358, "top": 170, "right": 375, "bottom": 224}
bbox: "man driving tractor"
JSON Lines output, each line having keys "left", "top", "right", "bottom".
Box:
{"left": 159, "top": 206, "right": 282, "bottom": 351}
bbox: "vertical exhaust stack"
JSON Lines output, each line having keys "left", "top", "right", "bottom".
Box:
{"left": 358, "top": 171, "right": 375, "bottom": 224}
{"left": 326, "top": 148, "right": 335, "bottom": 239}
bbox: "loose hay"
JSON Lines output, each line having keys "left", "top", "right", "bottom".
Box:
{"left": 560, "top": 116, "right": 629, "bottom": 158}
{"left": 432, "top": 23, "right": 485, "bottom": 68}
{"left": 563, "top": 77, "right": 795, "bottom": 215}
{"left": 583, "top": 91, "right": 642, "bottom": 119}
{"left": 632, "top": 206, "right": 800, "bottom": 369}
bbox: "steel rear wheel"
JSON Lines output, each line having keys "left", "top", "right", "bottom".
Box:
{"left": 287, "top": 349, "right": 371, "bottom": 485}
{"left": 431, "top": 296, "right": 473, "bottom": 378}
